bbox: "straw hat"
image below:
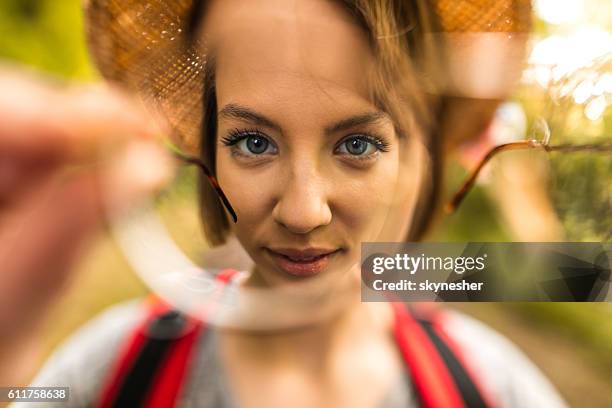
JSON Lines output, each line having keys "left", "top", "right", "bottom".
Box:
{"left": 85, "top": 0, "right": 532, "bottom": 153}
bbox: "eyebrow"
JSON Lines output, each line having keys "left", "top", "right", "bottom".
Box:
{"left": 324, "top": 111, "right": 387, "bottom": 134}
{"left": 218, "top": 103, "right": 388, "bottom": 135}
{"left": 219, "top": 103, "right": 281, "bottom": 132}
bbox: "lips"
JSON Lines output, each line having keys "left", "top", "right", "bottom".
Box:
{"left": 266, "top": 247, "right": 341, "bottom": 277}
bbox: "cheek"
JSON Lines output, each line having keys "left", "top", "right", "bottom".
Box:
{"left": 380, "top": 137, "right": 429, "bottom": 241}
{"left": 333, "top": 152, "right": 401, "bottom": 239}
{"left": 215, "top": 149, "right": 273, "bottom": 226}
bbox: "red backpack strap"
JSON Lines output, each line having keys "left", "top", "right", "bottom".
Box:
{"left": 96, "top": 269, "right": 240, "bottom": 408}
{"left": 392, "top": 302, "right": 496, "bottom": 408}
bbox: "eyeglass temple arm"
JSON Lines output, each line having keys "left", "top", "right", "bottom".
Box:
{"left": 445, "top": 140, "right": 533, "bottom": 214}
{"left": 169, "top": 148, "right": 238, "bottom": 223}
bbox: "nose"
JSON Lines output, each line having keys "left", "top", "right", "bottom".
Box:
{"left": 272, "top": 163, "right": 332, "bottom": 234}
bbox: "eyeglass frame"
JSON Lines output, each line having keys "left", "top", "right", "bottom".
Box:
{"left": 445, "top": 118, "right": 612, "bottom": 214}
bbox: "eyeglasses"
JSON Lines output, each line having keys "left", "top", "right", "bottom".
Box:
{"left": 445, "top": 118, "right": 612, "bottom": 214}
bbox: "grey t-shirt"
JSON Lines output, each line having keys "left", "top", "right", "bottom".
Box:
{"left": 15, "top": 299, "right": 567, "bottom": 408}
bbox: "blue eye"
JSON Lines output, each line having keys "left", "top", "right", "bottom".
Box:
{"left": 344, "top": 138, "right": 370, "bottom": 155}
{"left": 243, "top": 134, "right": 269, "bottom": 154}
{"left": 336, "top": 135, "right": 389, "bottom": 156}
{"left": 221, "top": 130, "right": 277, "bottom": 156}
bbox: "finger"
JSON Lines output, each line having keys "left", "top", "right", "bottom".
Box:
{"left": 0, "top": 67, "right": 166, "bottom": 161}
{"left": 0, "top": 139, "right": 173, "bottom": 333}
{"left": 0, "top": 172, "right": 102, "bottom": 334}
{"left": 0, "top": 153, "right": 60, "bottom": 207}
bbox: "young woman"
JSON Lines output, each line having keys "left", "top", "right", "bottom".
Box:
{"left": 2, "top": 0, "right": 567, "bottom": 407}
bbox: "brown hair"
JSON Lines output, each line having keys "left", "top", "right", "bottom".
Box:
{"left": 190, "top": 0, "right": 447, "bottom": 246}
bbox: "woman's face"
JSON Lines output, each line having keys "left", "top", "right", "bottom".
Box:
{"left": 203, "top": 0, "right": 424, "bottom": 286}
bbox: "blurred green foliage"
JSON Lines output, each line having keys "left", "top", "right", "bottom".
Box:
{"left": 511, "top": 302, "right": 612, "bottom": 377}
{"left": 433, "top": 163, "right": 511, "bottom": 242}
{"left": 0, "top": 0, "right": 93, "bottom": 79}
{"left": 549, "top": 152, "right": 612, "bottom": 241}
